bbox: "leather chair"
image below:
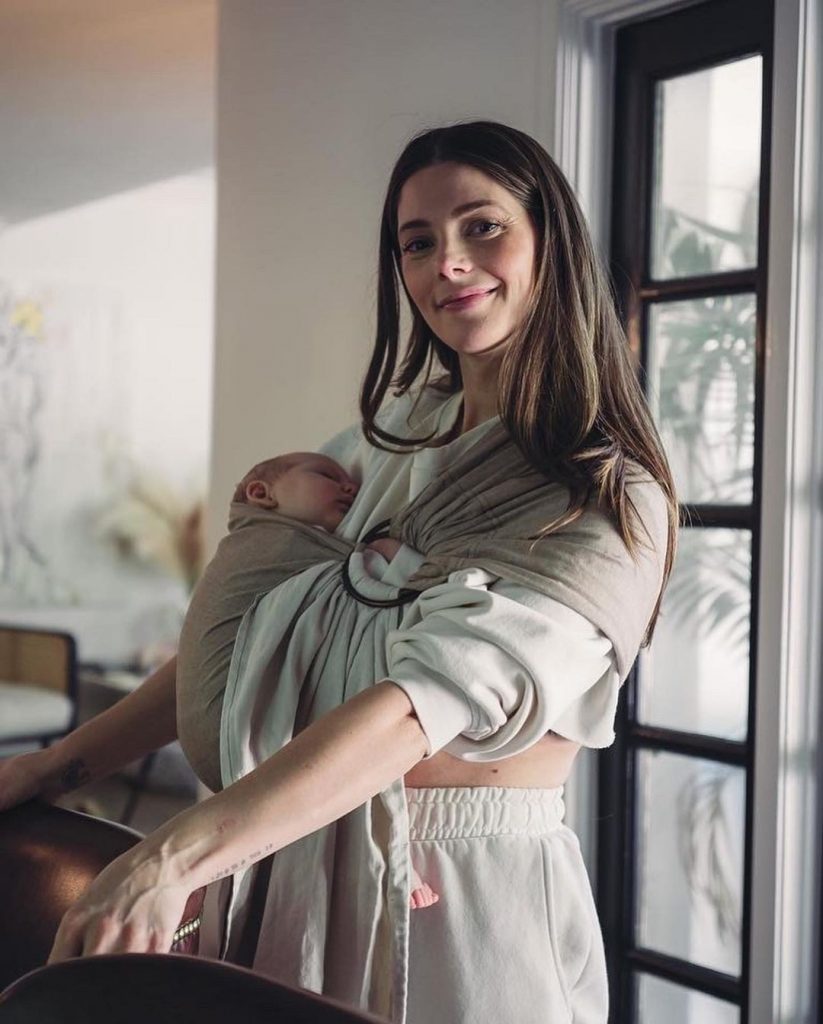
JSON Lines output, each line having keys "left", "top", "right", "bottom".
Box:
{"left": 0, "top": 955, "right": 386, "bottom": 1023}
{"left": 0, "top": 624, "right": 77, "bottom": 749}
{"left": 0, "top": 799, "right": 142, "bottom": 989}
{"left": 0, "top": 802, "right": 384, "bottom": 1023}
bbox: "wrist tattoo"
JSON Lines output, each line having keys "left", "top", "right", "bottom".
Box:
{"left": 205, "top": 861, "right": 246, "bottom": 886}
{"left": 60, "top": 758, "right": 91, "bottom": 793}
{"left": 203, "top": 844, "right": 277, "bottom": 886}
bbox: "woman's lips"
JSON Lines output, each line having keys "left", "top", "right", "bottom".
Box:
{"left": 439, "top": 288, "right": 497, "bottom": 311}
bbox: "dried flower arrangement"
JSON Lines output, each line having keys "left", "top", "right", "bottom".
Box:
{"left": 99, "top": 466, "right": 205, "bottom": 594}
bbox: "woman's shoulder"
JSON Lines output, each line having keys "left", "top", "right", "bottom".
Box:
{"left": 623, "top": 460, "right": 667, "bottom": 503}
{"left": 622, "top": 460, "right": 671, "bottom": 553}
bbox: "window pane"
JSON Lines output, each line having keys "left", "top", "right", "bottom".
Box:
{"left": 637, "top": 973, "right": 740, "bottom": 1024}
{"left": 651, "top": 56, "right": 762, "bottom": 279}
{"left": 638, "top": 527, "right": 750, "bottom": 741}
{"left": 647, "top": 294, "right": 755, "bottom": 504}
{"left": 636, "top": 750, "right": 745, "bottom": 975}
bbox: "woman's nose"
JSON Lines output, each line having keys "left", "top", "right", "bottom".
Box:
{"left": 436, "top": 240, "right": 473, "bottom": 278}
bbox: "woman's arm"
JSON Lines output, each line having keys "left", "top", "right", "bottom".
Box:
{"left": 0, "top": 655, "right": 178, "bottom": 811}
{"left": 48, "top": 679, "right": 427, "bottom": 960}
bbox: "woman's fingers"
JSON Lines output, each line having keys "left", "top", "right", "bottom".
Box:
{"left": 48, "top": 907, "right": 123, "bottom": 962}
{"left": 49, "top": 904, "right": 178, "bottom": 961}
{"left": 48, "top": 906, "right": 88, "bottom": 963}
{"left": 80, "top": 915, "right": 120, "bottom": 957}
{"left": 80, "top": 914, "right": 146, "bottom": 957}
{"left": 48, "top": 870, "right": 188, "bottom": 961}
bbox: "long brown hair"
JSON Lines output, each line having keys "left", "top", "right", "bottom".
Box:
{"left": 360, "top": 120, "right": 678, "bottom": 646}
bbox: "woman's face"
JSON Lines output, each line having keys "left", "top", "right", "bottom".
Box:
{"left": 396, "top": 161, "right": 537, "bottom": 359}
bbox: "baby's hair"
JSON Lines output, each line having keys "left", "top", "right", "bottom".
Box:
{"left": 232, "top": 455, "right": 295, "bottom": 503}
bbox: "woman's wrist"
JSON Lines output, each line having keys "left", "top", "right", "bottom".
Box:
{"left": 119, "top": 796, "right": 229, "bottom": 890}
{"left": 37, "top": 742, "right": 94, "bottom": 800}
{"left": 149, "top": 797, "right": 271, "bottom": 891}
{"left": 0, "top": 744, "right": 88, "bottom": 809}
{"left": 122, "top": 828, "right": 197, "bottom": 891}
{"left": 37, "top": 658, "right": 179, "bottom": 802}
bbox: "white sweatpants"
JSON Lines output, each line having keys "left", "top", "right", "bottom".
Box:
{"left": 405, "top": 786, "right": 608, "bottom": 1024}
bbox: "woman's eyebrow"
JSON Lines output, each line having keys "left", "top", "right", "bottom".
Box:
{"left": 398, "top": 199, "right": 497, "bottom": 235}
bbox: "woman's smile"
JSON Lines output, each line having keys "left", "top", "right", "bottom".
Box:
{"left": 437, "top": 286, "right": 499, "bottom": 312}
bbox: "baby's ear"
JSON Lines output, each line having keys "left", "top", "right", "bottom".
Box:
{"left": 245, "top": 480, "right": 277, "bottom": 509}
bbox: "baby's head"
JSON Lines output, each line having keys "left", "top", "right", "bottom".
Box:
{"left": 233, "top": 452, "right": 358, "bottom": 532}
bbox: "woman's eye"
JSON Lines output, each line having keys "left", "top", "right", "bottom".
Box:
{"left": 468, "top": 219, "right": 502, "bottom": 236}
{"left": 400, "top": 237, "right": 431, "bottom": 255}
{"left": 400, "top": 221, "right": 502, "bottom": 255}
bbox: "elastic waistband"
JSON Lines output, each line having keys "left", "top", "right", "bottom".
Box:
{"left": 405, "top": 786, "right": 566, "bottom": 841}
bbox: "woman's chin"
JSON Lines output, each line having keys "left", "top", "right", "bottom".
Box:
{"left": 440, "top": 331, "right": 514, "bottom": 360}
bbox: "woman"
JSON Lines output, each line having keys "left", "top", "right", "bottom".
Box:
{"left": 4, "top": 121, "right": 677, "bottom": 1023}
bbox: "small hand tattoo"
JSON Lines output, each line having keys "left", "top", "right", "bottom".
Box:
{"left": 60, "top": 758, "right": 91, "bottom": 793}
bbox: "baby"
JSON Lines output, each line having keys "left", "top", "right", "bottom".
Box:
{"left": 177, "top": 451, "right": 363, "bottom": 792}
{"left": 175, "top": 450, "right": 437, "bottom": 910}
{"left": 236, "top": 450, "right": 360, "bottom": 532}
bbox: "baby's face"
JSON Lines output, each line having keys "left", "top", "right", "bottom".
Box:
{"left": 272, "top": 454, "right": 358, "bottom": 532}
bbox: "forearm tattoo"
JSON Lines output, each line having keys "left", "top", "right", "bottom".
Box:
{"left": 59, "top": 758, "right": 91, "bottom": 793}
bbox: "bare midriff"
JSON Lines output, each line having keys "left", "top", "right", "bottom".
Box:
{"left": 404, "top": 732, "right": 582, "bottom": 789}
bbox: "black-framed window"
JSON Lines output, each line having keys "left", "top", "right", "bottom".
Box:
{"left": 598, "top": 1, "right": 774, "bottom": 1021}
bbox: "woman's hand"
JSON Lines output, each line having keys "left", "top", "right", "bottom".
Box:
{"left": 0, "top": 749, "right": 53, "bottom": 811}
{"left": 48, "top": 835, "right": 190, "bottom": 960}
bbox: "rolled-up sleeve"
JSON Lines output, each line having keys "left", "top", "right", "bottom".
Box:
{"left": 386, "top": 567, "right": 618, "bottom": 761}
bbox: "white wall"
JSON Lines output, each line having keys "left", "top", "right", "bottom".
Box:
{"left": 0, "top": 172, "right": 215, "bottom": 663}
{"left": 0, "top": 173, "right": 215, "bottom": 487}
{"left": 211, "top": 0, "right": 559, "bottom": 546}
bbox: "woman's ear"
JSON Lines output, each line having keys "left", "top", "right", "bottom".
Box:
{"left": 245, "top": 480, "right": 277, "bottom": 509}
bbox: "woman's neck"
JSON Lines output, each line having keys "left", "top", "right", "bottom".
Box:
{"left": 458, "top": 351, "right": 502, "bottom": 435}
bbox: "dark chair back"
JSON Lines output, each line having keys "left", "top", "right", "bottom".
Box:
{"left": 0, "top": 800, "right": 141, "bottom": 989}
{"left": 0, "top": 954, "right": 387, "bottom": 1023}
